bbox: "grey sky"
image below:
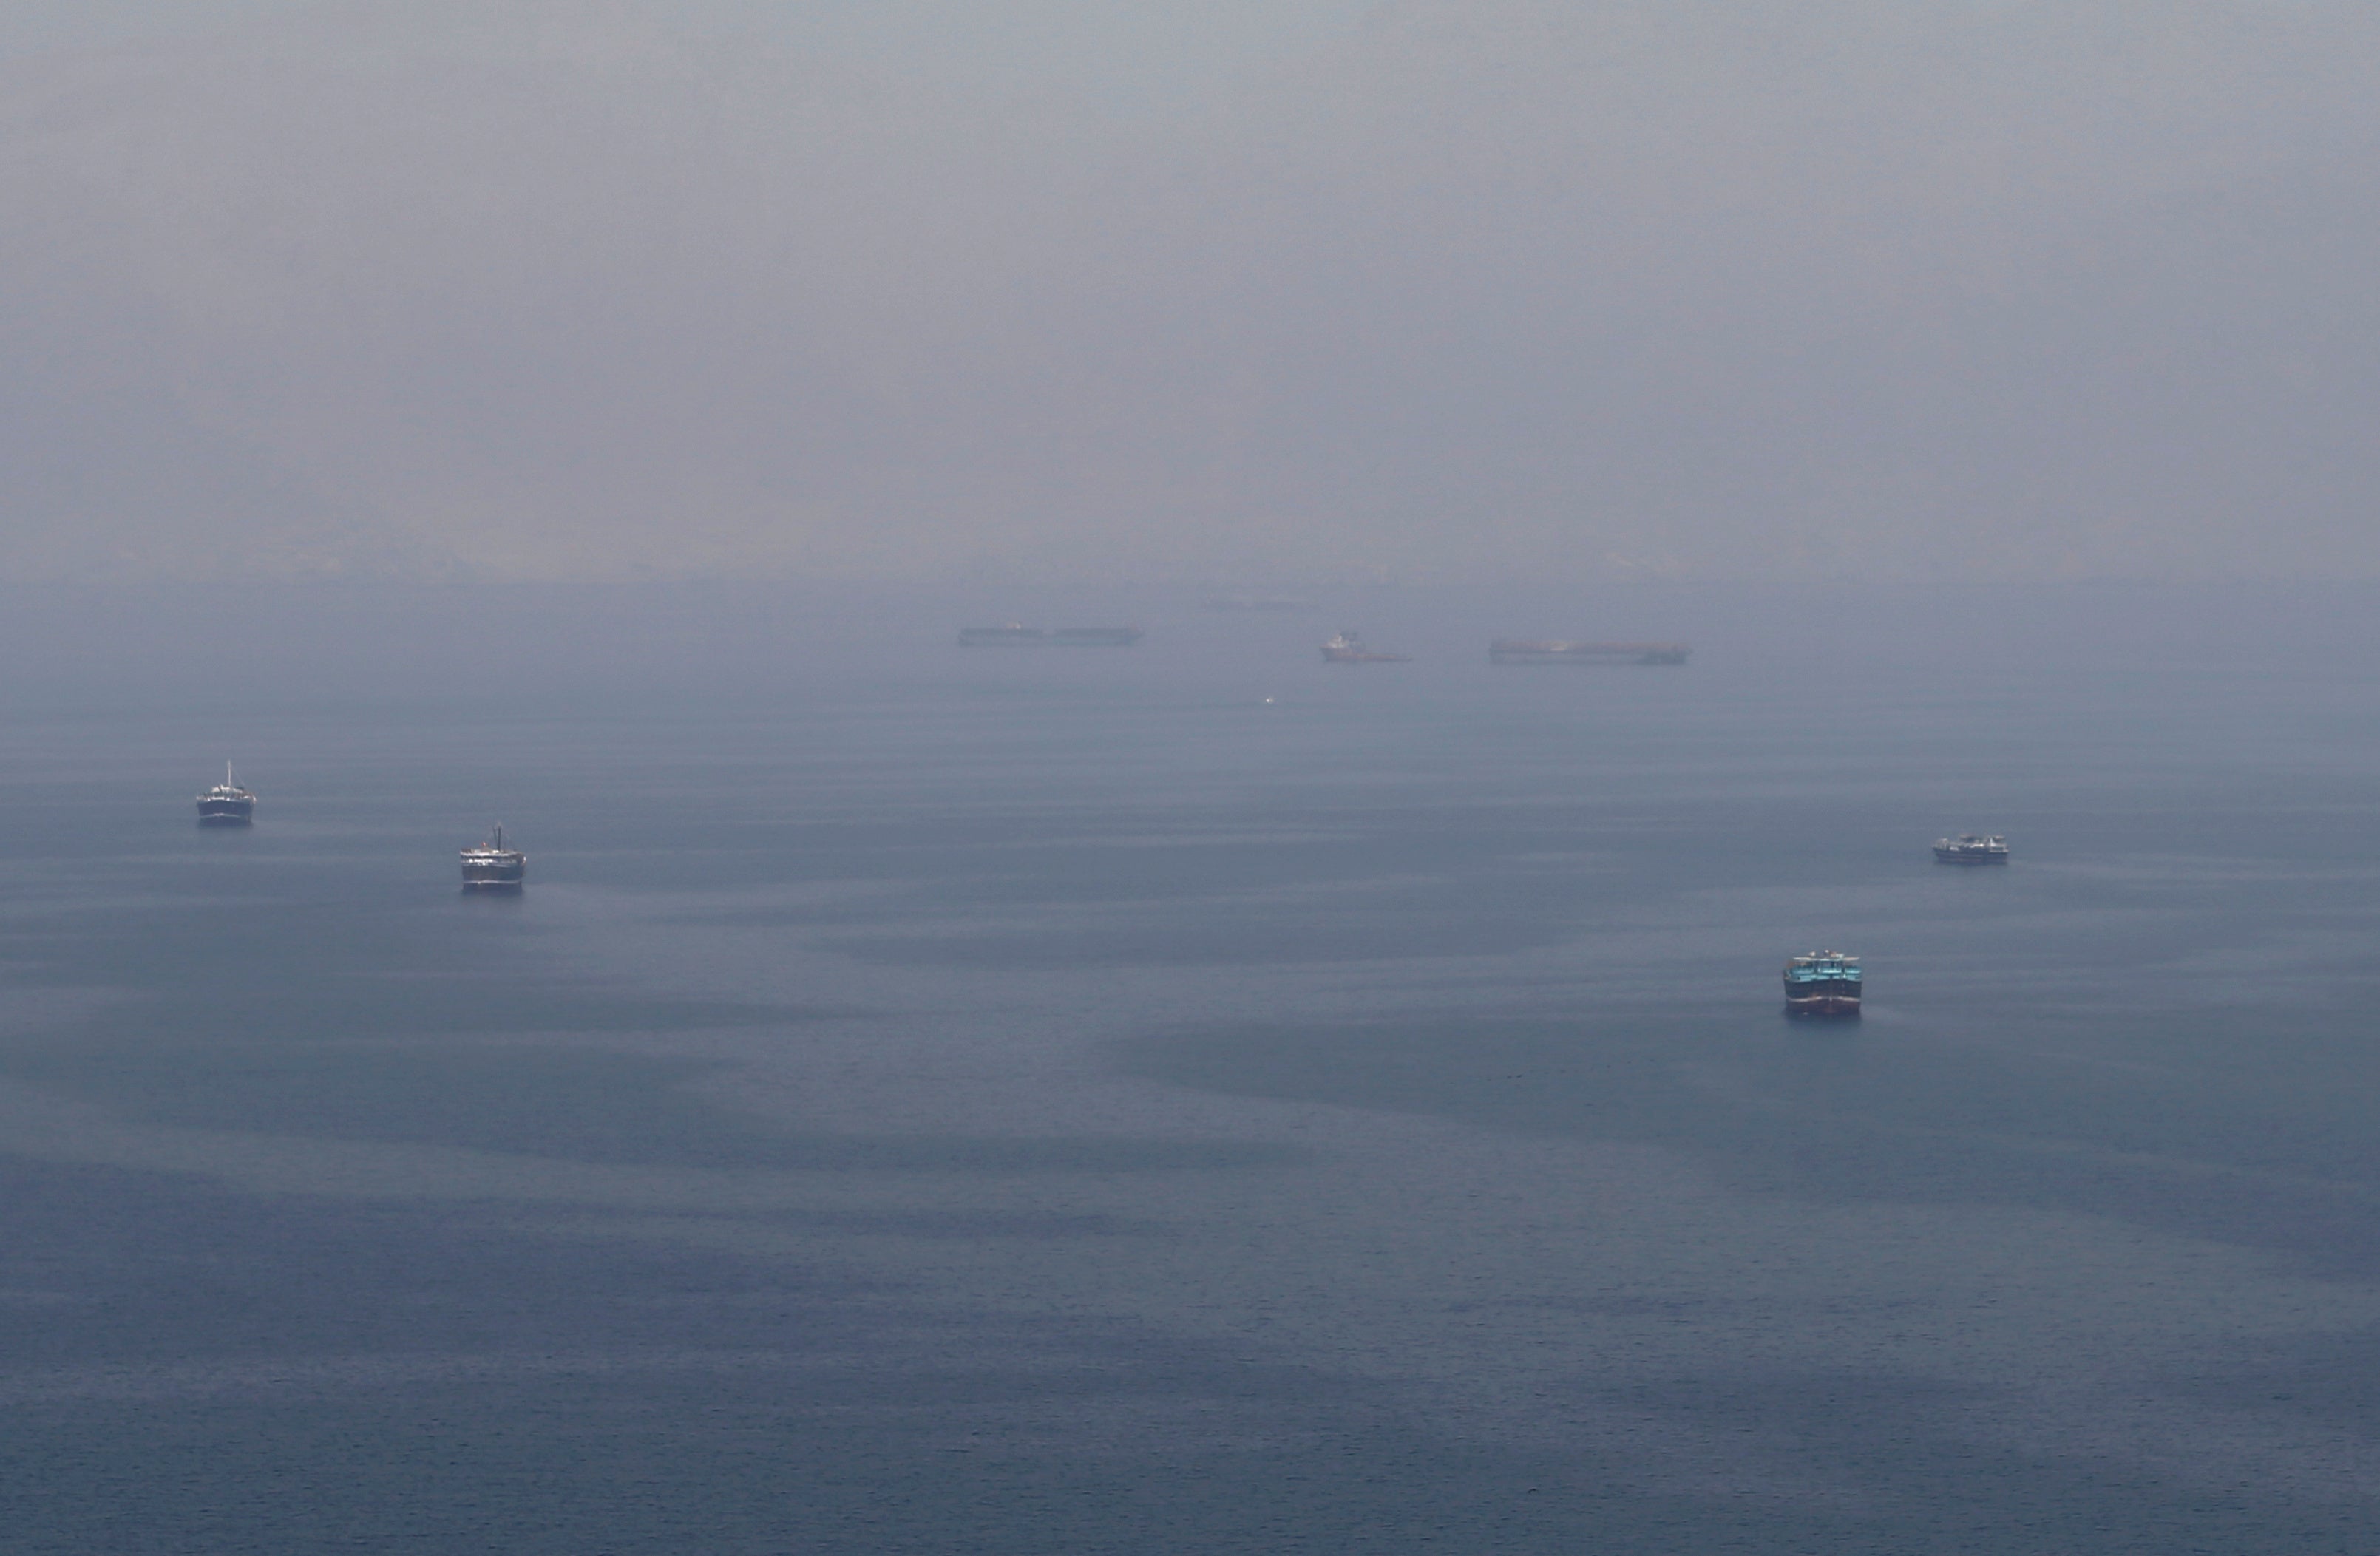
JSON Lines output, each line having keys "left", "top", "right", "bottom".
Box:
{"left": 2, "top": 1, "right": 2373, "bottom": 583}
{"left": 0, "top": 2, "right": 1376, "bottom": 112}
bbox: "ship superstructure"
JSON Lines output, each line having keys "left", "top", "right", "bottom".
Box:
{"left": 1783, "top": 950, "right": 1862, "bottom": 1017}
{"left": 1489, "top": 640, "right": 1689, "bottom": 665}
{"left": 1933, "top": 834, "right": 2010, "bottom": 864}
{"left": 1320, "top": 631, "right": 1410, "bottom": 663}
{"left": 195, "top": 764, "right": 257, "bottom": 825}
{"left": 461, "top": 826, "right": 527, "bottom": 892}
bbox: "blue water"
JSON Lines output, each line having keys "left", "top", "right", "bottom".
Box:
{"left": 7, "top": 585, "right": 2380, "bottom": 1552}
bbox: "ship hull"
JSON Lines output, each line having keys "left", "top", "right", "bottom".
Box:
{"left": 195, "top": 801, "right": 254, "bottom": 825}
{"left": 1489, "top": 640, "right": 1689, "bottom": 666}
{"left": 1321, "top": 650, "right": 1409, "bottom": 663}
{"left": 960, "top": 626, "right": 1144, "bottom": 647}
{"left": 1932, "top": 851, "right": 2008, "bottom": 864}
{"left": 1785, "top": 993, "right": 1862, "bottom": 1017}
{"left": 461, "top": 856, "right": 526, "bottom": 892}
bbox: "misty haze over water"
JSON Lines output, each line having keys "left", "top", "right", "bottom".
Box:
{"left": 10, "top": 1, "right": 2380, "bottom": 1550}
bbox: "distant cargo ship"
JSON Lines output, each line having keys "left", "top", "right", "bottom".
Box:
{"left": 1783, "top": 950, "right": 1862, "bottom": 1017}
{"left": 1320, "top": 631, "right": 1409, "bottom": 663}
{"left": 1489, "top": 640, "right": 1689, "bottom": 665}
{"left": 959, "top": 624, "right": 1145, "bottom": 647}
{"left": 195, "top": 764, "right": 256, "bottom": 825}
{"left": 1933, "top": 834, "right": 2010, "bottom": 864}
{"left": 461, "top": 826, "right": 526, "bottom": 892}
{"left": 1203, "top": 594, "right": 1309, "bottom": 612}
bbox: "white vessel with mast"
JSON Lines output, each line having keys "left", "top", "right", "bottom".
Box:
{"left": 461, "top": 826, "right": 527, "bottom": 891}
{"left": 195, "top": 764, "right": 256, "bottom": 825}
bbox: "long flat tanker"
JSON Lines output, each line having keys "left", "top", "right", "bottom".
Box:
{"left": 1489, "top": 639, "right": 1689, "bottom": 665}
{"left": 959, "top": 625, "right": 1145, "bottom": 647}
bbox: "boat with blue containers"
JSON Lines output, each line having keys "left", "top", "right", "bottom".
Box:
{"left": 461, "top": 826, "right": 527, "bottom": 892}
{"left": 1933, "top": 833, "right": 2009, "bottom": 863}
{"left": 1783, "top": 950, "right": 1862, "bottom": 1017}
{"left": 195, "top": 764, "right": 256, "bottom": 825}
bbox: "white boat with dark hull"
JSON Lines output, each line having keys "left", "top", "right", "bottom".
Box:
{"left": 461, "top": 826, "right": 527, "bottom": 891}
{"left": 196, "top": 764, "right": 256, "bottom": 825}
{"left": 1933, "top": 833, "right": 2009, "bottom": 864}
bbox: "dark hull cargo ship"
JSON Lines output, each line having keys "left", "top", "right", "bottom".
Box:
{"left": 1489, "top": 639, "right": 1689, "bottom": 665}
{"left": 1783, "top": 950, "right": 1862, "bottom": 1017}
{"left": 959, "top": 625, "right": 1145, "bottom": 647}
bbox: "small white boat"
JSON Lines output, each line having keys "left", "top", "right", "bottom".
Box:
{"left": 461, "top": 825, "right": 527, "bottom": 891}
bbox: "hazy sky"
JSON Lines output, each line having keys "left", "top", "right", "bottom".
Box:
{"left": 2, "top": 1, "right": 2374, "bottom": 584}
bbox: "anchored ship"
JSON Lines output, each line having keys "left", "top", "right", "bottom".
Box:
{"left": 1489, "top": 640, "right": 1689, "bottom": 665}
{"left": 1933, "top": 833, "right": 2009, "bottom": 864}
{"left": 195, "top": 764, "right": 256, "bottom": 825}
{"left": 1320, "top": 631, "right": 1410, "bottom": 663}
{"left": 958, "top": 624, "right": 1145, "bottom": 647}
{"left": 1203, "top": 594, "right": 1309, "bottom": 612}
{"left": 1783, "top": 950, "right": 1862, "bottom": 1017}
{"left": 461, "top": 826, "right": 526, "bottom": 892}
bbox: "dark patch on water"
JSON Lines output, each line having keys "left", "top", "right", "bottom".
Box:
{"left": 1122, "top": 1009, "right": 2380, "bottom": 1281}
{"left": 0, "top": 1039, "right": 1301, "bottom": 1175}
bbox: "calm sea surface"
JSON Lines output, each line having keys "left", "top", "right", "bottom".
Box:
{"left": 7, "top": 585, "right": 2380, "bottom": 1552}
